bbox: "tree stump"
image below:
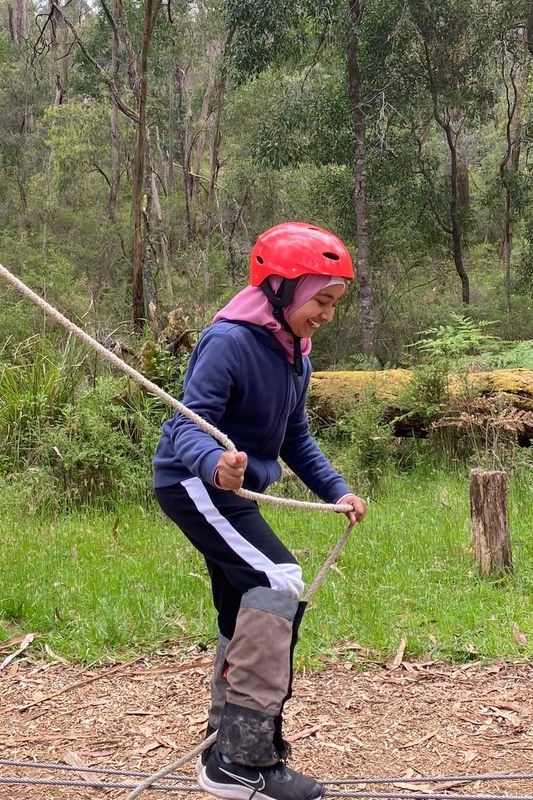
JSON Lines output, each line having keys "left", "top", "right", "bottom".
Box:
{"left": 470, "top": 469, "right": 513, "bottom": 577}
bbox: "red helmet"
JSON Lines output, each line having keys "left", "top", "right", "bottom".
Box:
{"left": 249, "top": 222, "right": 355, "bottom": 285}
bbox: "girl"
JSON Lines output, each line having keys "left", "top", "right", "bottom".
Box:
{"left": 153, "top": 222, "right": 367, "bottom": 800}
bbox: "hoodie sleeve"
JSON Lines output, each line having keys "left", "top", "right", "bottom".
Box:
{"left": 162, "top": 329, "right": 237, "bottom": 484}
{"left": 280, "top": 365, "right": 351, "bottom": 504}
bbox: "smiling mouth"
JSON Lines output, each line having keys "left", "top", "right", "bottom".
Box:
{"left": 308, "top": 320, "right": 320, "bottom": 329}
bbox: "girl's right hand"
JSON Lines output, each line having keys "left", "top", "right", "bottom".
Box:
{"left": 214, "top": 451, "right": 248, "bottom": 490}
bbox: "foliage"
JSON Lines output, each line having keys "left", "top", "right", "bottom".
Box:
{"left": 0, "top": 335, "right": 89, "bottom": 469}
{"left": 223, "top": 0, "right": 337, "bottom": 80}
{"left": 411, "top": 314, "right": 498, "bottom": 369}
{"left": 317, "top": 395, "right": 406, "bottom": 494}
{"left": 30, "top": 376, "right": 161, "bottom": 509}
{"left": 0, "top": 335, "right": 166, "bottom": 511}
{"left": 482, "top": 340, "right": 533, "bottom": 371}
{"left": 394, "top": 315, "right": 496, "bottom": 429}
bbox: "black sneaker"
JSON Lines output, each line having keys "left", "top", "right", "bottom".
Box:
{"left": 197, "top": 745, "right": 322, "bottom": 800}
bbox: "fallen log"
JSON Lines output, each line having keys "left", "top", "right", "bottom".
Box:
{"left": 308, "top": 368, "right": 533, "bottom": 443}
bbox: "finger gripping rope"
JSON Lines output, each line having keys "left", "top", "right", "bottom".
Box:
{"left": 0, "top": 263, "right": 352, "bottom": 514}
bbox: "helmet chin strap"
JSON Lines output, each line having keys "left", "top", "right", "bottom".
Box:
{"left": 259, "top": 278, "right": 303, "bottom": 376}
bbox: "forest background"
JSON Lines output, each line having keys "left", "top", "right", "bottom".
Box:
{"left": 2, "top": 0, "right": 533, "bottom": 663}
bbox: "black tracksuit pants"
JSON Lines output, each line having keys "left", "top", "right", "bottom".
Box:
{"left": 155, "top": 477, "right": 304, "bottom": 640}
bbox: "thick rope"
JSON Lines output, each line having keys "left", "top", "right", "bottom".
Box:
{"left": 2, "top": 760, "right": 532, "bottom": 785}
{"left": 0, "top": 264, "right": 351, "bottom": 514}
{"left": 0, "top": 758, "right": 195, "bottom": 781}
{"left": 0, "top": 263, "right": 361, "bottom": 798}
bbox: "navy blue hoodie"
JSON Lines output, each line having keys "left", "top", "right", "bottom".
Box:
{"left": 153, "top": 321, "right": 351, "bottom": 503}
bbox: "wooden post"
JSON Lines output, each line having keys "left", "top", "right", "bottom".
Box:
{"left": 470, "top": 468, "right": 513, "bottom": 577}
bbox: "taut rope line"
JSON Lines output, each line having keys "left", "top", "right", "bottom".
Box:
{"left": 1, "top": 760, "right": 533, "bottom": 796}
{"left": 0, "top": 263, "right": 359, "bottom": 798}
{"left": 0, "top": 263, "right": 351, "bottom": 514}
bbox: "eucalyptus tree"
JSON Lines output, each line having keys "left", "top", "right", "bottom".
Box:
{"left": 7, "top": 0, "right": 27, "bottom": 43}
{"left": 221, "top": 0, "right": 381, "bottom": 356}
{"left": 0, "top": 4, "right": 34, "bottom": 219}
{"left": 387, "top": 0, "right": 502, "bottom": 305}
{"left": 68, "top": 1, "right": 233, "bottom": 320}
{"left": 71, "top": 0, "right": 165, "bottom": 329}
{"left": 497, "top": 1, "right": 532, "bottom": 309}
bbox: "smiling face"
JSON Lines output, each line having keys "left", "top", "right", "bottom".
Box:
{"left": 285, "top": 281, "right": 346, "bottom": 339}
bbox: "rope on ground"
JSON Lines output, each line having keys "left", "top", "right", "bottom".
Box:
{"left": 0, "top": 758, "right": 195, "bottom": 781}
{"left": 0, "top": 776, "right": 192, "bottom": 793}
{"left": 2, "top": 759, "right": 532, "bottom": 784}
{"left": 127, "top": 732, "right": 217, "bottom": 800}
{"left": 0, "top": 263, "right": 352, "bottom": 514}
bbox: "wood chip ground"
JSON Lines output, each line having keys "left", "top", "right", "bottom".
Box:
{"left": 2, "top": 646, "right": 533, "bottom": 800}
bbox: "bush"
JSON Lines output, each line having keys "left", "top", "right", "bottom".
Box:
{"left": 24, "top": 378, "right": 165, "bottom": 510}
{"left": 0, "top": 334, "right": 170, "bottom": 511}
{"left": 317, "top": 395, "right": 409, "bottom": 494}
{"left": 0, "top": 335, "right": 89, "bottom": 470}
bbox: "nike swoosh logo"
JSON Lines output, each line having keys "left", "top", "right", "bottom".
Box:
{"left": 219, "top": 767, "right": 266, "bottom": 792}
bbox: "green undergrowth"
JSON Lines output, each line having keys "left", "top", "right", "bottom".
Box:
{"left": 2, "top": 464, "right": 533, "bottom": 668}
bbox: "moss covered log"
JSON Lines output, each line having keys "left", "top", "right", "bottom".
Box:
{"left": 308, "top": 369, "right": 533, "bottom": 442}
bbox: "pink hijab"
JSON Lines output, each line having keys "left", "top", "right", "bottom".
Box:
{"left": 213, "top": 275, "right": 346, "bottom": 363}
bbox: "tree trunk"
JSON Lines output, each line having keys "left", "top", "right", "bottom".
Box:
{"left": 167, "top": 80, "right": 176, "bottom": 192}
{"left": 457, "top": 145, "right": 470, "bottom": 213}
{"left": 126, "top": 0, "right": 163, "bottom": 330}
{"left": 346, "top": 0, "right": 375, "bottom": 358}
{"left": 446, "top": 122, "right": 470, "bottom": 305}
{"left": 146, "top": 129, "right": 174, "bottom": 305}
{"left": 207, "top": 27, "right": 234, "bottom": 231}
{"left": 131, "top": 2, "right": 153, "bottom": 329}
{"left": 419, "top": 38, "right": 470, "bottom": 305}
{"left": 500, "top": 25, "right": 529, "bottom": 311}
{"left": 174, "top": 66, "right": 194, "bottom": 244}
{"left": 107, "top": 0, "right": 121, "bottom": 224}
{"left": 9, "top": 0, "right": 28, "bottom": 42}
{"left": 8, "top": 4, "right": 15, "bottom": 41}
{"left": 190, "top": 42, "right": 220, "bottom": 203}
{"left": 50, "top": 2, "right": 70, "bottom": 105}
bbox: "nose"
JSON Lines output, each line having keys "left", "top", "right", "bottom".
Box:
{"left": 321, "top": 305, "right": 335, "bottom": 323}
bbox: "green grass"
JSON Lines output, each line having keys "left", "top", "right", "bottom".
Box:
{"left": 1, "top": 465, "right": 533, "bottom": 666}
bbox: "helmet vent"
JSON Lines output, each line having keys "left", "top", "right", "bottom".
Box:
{"left": 323, "top": 251, "right": 340, "bottom": 260}
{"left": 256, "top": 255, "right": 264, "bottom": 264}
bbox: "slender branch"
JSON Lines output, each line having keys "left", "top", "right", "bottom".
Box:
{"left": 89, "top": 163, "right": 111, "bottom": 187}
{"left": 59, "top": 7, "right": 139, "bottom": 123}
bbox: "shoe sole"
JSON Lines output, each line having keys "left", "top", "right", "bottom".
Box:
{"left": 197, "top": 769, "right": 275, "bottom": 800}
{"left": 197, "top": 768, "right": 323, "bottom": 800}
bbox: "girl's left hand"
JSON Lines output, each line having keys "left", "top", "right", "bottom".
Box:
{"left": 336, "top": 493, "right": 367, "bottom": 524}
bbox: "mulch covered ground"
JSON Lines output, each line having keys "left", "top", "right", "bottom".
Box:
{"left": 2, "top": 640, "right": 533, "bottom": 800}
